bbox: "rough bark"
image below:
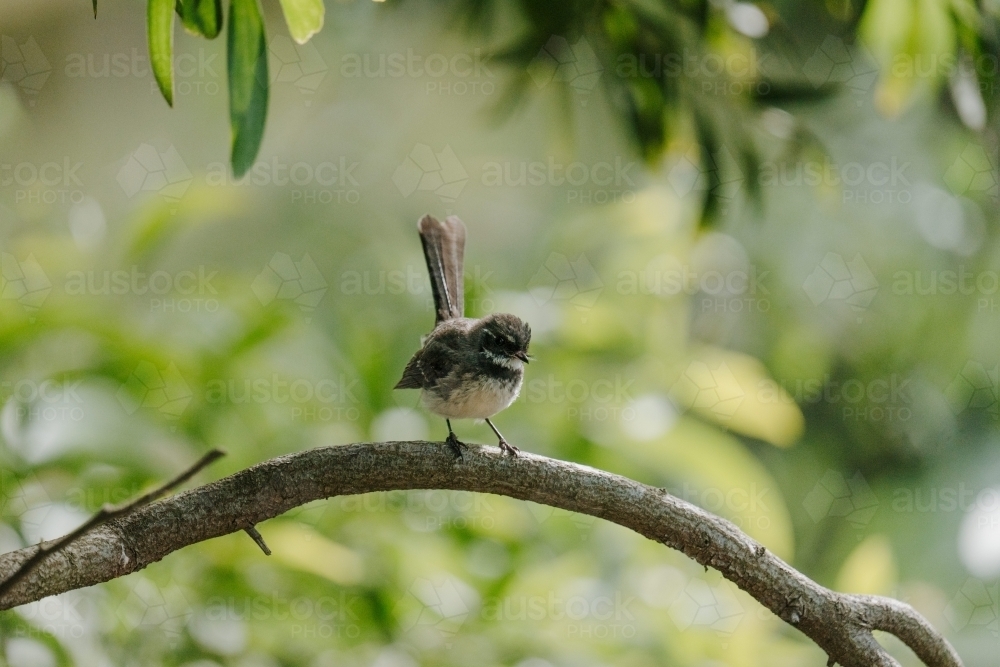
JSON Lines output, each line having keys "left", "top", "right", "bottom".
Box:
{"left": 0, "top": 442, "right": 962, "bottom": 667}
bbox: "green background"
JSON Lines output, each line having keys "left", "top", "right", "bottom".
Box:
{"left": 1, "top": 0, "right": 999, "bottom": 665}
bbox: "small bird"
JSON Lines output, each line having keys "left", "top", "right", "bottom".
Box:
{"left": 395, "top": 214, "right": 531, "bottom": 457}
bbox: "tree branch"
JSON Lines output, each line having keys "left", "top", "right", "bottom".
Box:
{"left": 0, "top": 442, "right": 962, "bottom": 667}
{"left": 0, "top": 448, "right": 225, "bottom": 600}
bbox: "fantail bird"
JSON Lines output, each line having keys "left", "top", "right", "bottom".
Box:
{"left": 394, "top": 214, "right": 531, "bottom": 457}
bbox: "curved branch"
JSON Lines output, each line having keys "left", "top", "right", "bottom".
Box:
{"left": 0, "top": 448, "right": 225, "bottom": 600}
{"left": 0, "top": 442, "right": 962, "bottom": 667}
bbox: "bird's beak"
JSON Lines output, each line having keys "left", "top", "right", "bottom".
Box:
{"left": 515, "top": 351, "right": 530, "bottom": 363}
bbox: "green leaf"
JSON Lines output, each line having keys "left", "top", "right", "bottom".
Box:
{"left": 93, "top": 0, "right": 98, "bottom": 18}
{"left": 176, "top": 0, "right": 223, "bottom": 39}
{"left": 278, "top": 0, "right": 325, "bottom": 44}
{"left": 148, "top": 0, "right": 175, "bottom": 106}
{"left": 227, "top": 0, "right": 269, "bottom": 178}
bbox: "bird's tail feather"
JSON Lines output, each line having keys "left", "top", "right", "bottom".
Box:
{"left": 418, "top": 214, "right": 465, "bottom": 323}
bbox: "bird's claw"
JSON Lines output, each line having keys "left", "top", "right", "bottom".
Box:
{"left": 445, "top": 432, "right": 467, "bottom": 460}
{"left": 498, "top": 439, "right": 520, "bottom": 457}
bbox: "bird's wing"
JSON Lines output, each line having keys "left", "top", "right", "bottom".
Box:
{"left": 394, "top": 324, "right": 466, "bottom": 390}
{"left": 394, "top": 350, "right": 426, "bottom": 389}
{"left": 418, "top": 214, "right": 466, "bottom": 323}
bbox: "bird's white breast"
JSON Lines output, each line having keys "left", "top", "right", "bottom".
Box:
{"left": 422, "top": 373, "right": 523, "bottom": 420}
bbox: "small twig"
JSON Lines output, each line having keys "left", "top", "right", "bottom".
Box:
{"left": 0, "top": 448, "right": 225, "bottom": 601}
{"left": 243, "top": 526, "right": 271, "bottom": 555}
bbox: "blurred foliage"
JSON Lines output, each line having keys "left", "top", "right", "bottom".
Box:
{"left": 134, "top": 0, "right": 1000, "bottom": 216}
{"left": 1, "top": 0, "right": 1000, "bottom": 666}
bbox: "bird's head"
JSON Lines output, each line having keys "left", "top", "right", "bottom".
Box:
{"left": 477, "top": 313, "right": 531, "bottom": 367}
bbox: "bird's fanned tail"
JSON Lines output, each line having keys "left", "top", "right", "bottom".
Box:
{"left": 418, "top": 214, "right": 466, "bottom": 323}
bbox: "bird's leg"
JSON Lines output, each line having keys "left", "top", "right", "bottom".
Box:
{"left": 445, "top": 419, "right": 466, "bottom": 459}
{"left": 486, "top": 418, "right": 519, "bottom": 457}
